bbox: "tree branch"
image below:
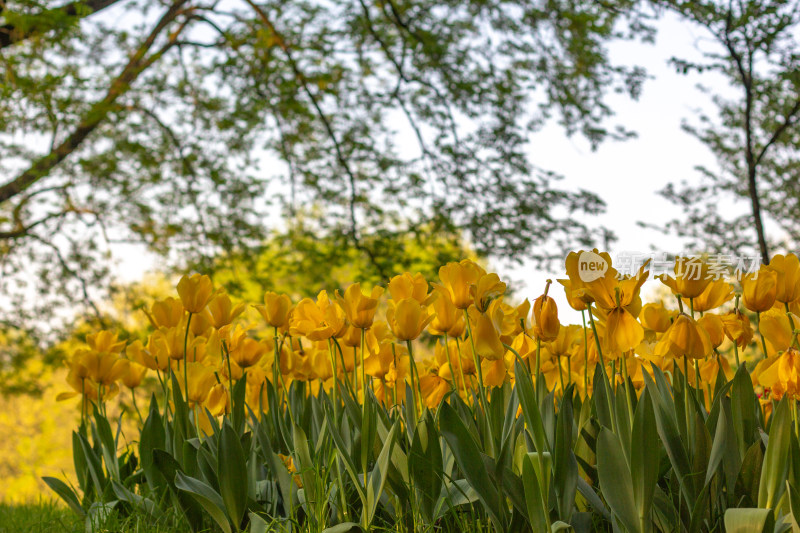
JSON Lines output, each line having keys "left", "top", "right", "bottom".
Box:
{"left": 0, "top": 0, "right": 191, "bottom": 205}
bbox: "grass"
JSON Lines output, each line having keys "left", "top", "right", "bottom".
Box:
{"left": 0, "top": 501, "right": 81, "bottom": 533}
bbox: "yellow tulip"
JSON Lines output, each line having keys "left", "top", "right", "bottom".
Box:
{"left": 207, "top": 291, "right": 246, "bottom": 329}
{"left": 639, "top": 302, "right": 673, "bottom": 333}
{"left": 742, "top": 267, "right": 778, "bottom": 313}
{"left": 697, "top": 314, "right": 725, "bottom": 348}
{"left": 757, "top": 347, "right": 800, "bottom": 400}
{"left": 290, "top": 291, "right": 347, "bottom": 341}
{"left": 205, "top": 383, "right": 229, "bottom": 416}
{"left": 770, "top": 254, "right": 800, "bottom": 304}
{"left": 688, "top": 279, "right": 733, "bottom": 313}
{"left": 230, "top": 337, "right": 268, "bottom": 369}
{"left": 419, "top": 372, "right": 450, "bottom": 408}
{"left": 177, "top": 362, "right": 217, "bottom": 407}
{"left": 79, "top": 350, "right": 128, "bottom": 386}
{"left": 177, "top": 273, "right": 214, "bottom": 313}
{"left": 336, "top": 283, "right": 383, "bottom": 329}
{"left": 603, "top": 307, "right": 644, "bottom": 355}
{"left": 758, "top": 308, "right": 800, "bottom": 353}
{"left": 468, "top": 306, "right": 505, "bottom": 361}
{"left": 481, "top": 356, "right": 509, "bottom": 387}
{"left": 720, "top": 309, "right": 754, "bottom": 348}
{"left": 387, "top": 298, "right": 435, "bottom": 341}
{"left": 658, "top": 256, "right": 711, "bottom": 299}
{"left": 654, "top": 314, "right": 713, "bottom": 359}
{"left": 151, "top": 297, "right": 184, "bottom": 328}
{"left": 428, "top": 285, "right": 465, "bottom": 337}
{"left": 532, "top": 293, "right": 560, "bottom": 341}
{"left": 86, "top": 330, "right": 126, "bottom": 354}
{"left": 561, "top": 249, "right": 614, "bottom": 308}
{"left": 254, "top": 292, "right": 292, "bottom": 328}
{"left": 388, "top": 272, "right": 434, "bottom": 304}
{"left": 119, "top": 359, "right": 148, "bottom": 389}
{"left": 471, "top": 273, "right": 507, "bottom": 313}
{"left": 436, "top": 260, "right": 485, "bottom": 309}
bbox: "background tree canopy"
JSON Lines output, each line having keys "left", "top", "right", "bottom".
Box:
{"left": 0, "top": 0, "right": 651, "bottom": 335}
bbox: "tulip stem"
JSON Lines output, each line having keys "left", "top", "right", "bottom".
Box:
{"left": 581, "top": 310, "right": 589, "bottom": 395}
{"left": 183, "top": 312, "right": 193, "bottom": 404}
{"left": 406, "top": 340, "right": 420, "bottom": 422}
{"left": 443, "top": 336, "right": 456, "bottom": 393}
{"left": 586, "top": 304, "right": 605, "bottom": 367}
{"left": 757, "top": 311, "right": 769, "bottom": 360}
{"left": 557, "top": 354, "right": 565, "bottom": 394}
{"left": 131, "top": 389, "right": 144, "bottom": 426}
{"left": 463, "top": 309, "right": 496, "bottom": 455}
{"left": 535, "top": 337, "right": 542, "bottom": 384}
{"left": 620, "top": 355, "right": 633, "bottom": 426}
{"left": 683, "top": 355, "right": 691, "bottom": 437}
{"left": 733, "top": 342, "right": 740, "bottom": 367}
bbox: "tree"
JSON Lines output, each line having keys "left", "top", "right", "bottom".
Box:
{"left": 654, "top": 0, "right": 800, "bottom": 262}
{"left": 0, "top": 0, "right": 651, "bottom": 336}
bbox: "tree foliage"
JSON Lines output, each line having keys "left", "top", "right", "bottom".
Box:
{"left": 655, "top": 0, "right": 800, "bottom": 261}
{"left": 0, "top": 0, "right": 651, "bottom": 333}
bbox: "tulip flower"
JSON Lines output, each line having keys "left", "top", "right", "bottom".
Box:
{"left": 688, "top": 279, "right": 733, "bottom": 313}
{"left": 119, "top": 359, "right": 148, "bottom": 389}
{"left": 388, "top": 272, "right": 434, "bottom": 304}
{"left": 436, "top": 260, "right": 486, "bottom": 309}
{"left": 254, "top": 292, "right": 293, "bottom": 329}
{"left": 471, "top": 273, "right": 507, "bottom": 313}
{"left": 654, "top": 314, "right": 713, "bottom": 359}
{"left": 177, "top": 273, "right": 214, "bottom": 313}
{"left": 387, "top": 298, "right": 436, "bottom": 342}
{"left": 336, "top": 283, "right": 384, "bottom": 329}
{"left": 658, "top": 256, "right": 712, "bottom": 299}
{"left": 230, "top": 337, "right": 268, "bottom": 368}
{"left": 769, "top": 254, "right": 800, "bottom": 304}
{"left": 86, "top": 330, "right": 126, "bottom": 354}
{"left": 758, "top": 308, "right": 800, "bottom": 354}
{"left": 757, "top": 347, "right": 800, "bottom": 400}
{"left": 742, "top": 267, "right": 778, "bottom": 313}
{"left": 468, "top": 305, "right": 505, "bottom": 361}
{"left": 151, "top": 297, "right": 185, "bottom": 328}
{"left": 532, "top": 286, "right": 560, "bottom": 341}
{"left": 176, "top": 362, "right": 217, "bottom": 407}
{"left": 290, "top": 291, "right": 347, "bottom": 340}
{"left": 639, "top": 302, "right": 673, "bottom": 333}
{"left": 207, "top": 291, "right": 246, "bottom": 329}
{"left": 428, "top": 285, "right": 465, "bottom": 337}
{"left": 698, "top": 314, "right": 725, "bottom": 349}
{"left": 720, "top": 309, "right": 754, "bottom": 348}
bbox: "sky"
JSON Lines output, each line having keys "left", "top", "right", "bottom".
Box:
{"left": 110, "top": 9, "right": 743, "bottom": 325}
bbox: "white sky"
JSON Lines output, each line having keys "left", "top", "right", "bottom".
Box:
{"left": 110, "top": 10, "right": 748, "bottom": 326}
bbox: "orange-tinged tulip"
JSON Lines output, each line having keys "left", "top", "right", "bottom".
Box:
{"left": 471, "top": 273, "right": 507, "bottom": 313}
{"left": 151, "top": 297, "right": 184, "bottom": 328}
{"left": 419, "top": 373, "right": 450, "bottom": 408}
{"left": 720, "top": 309, "right": 754, "bottom": 348}
{"left": 698, "top": 314, "right": 725, "bottom": 348}
{"left": 654, "top": 314, "right": 713, "bottom": 359}
{"left": 388, "top": 272, "right": 433, "bottom": 304}
{"left": 770, "top": 254, "right": 800, "bottom": 304}
{"left": 688, "top": 279, "right": 734, "bottom": 313}
{"left": 387, "top": 298, "right": 435, "bottom": 341}
{"left": 177, "top": 273, "right": 214, "bottom": 313}
{"left": 254, "top": 292, "right": 293, "bottom": 328}
{"left": 532, "top": 294, "right": 560, "bottom": 341}
{"left": 639, "top": 302, "right": 673, "bottom": 333}
{"left": 337, "top": 283, "right": 384, "bottom": 329}
{"left": 436, "top": 260, "right": 486, "bottom": 309}
{"left": 742, "top": 267, "right": 778, "bottom": 313}
{"left": 658, "top": 256, "right": 711, "bottom": 299}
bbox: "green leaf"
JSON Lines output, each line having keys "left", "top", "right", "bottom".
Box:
{"left": 175, "top": 471, "right": 232, "bottom": 533}
{"left": 631, "top": 388, "right": 658, "bottom": 530}
{"left": 409, "top": 411, "right": 443, "bottom": 522}
{"left": 42, "top": 476, "right": 85, "bottom": 517}
{"left": 723, "top": 508, "right": 775, "bottom": 533}
{"left": 596, "top": 428, "right": 639, "bottom": 533}
{"left": 248, "top": 511, "right": 271, "bottom": 533}
{"left": 439, "top": 401, "right": 505, "bottom": 531}
{"left": 292, "top": 423, "right": 318, "bottom": 508}
{"left": 522, "top": 452, "right": 550, "bottom": 532}
{"left": 362, "top": 420, "right": 399, "bottom": 527}
{"left": 322, "top": 522, "right": 362, "bottom": 533}
{"left": 513, "top": 358, "right": 550, "bottom": 455}
{"left": 218, "top": 421, "right": 248, "bottom": 527}
{"left": 759, "top": 396, "right": 791, "bottom": 509}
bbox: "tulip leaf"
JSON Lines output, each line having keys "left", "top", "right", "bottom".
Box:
{"left": 731, "top": 364, "right": 759, "bottom": 459}
{"left": 175, "top": 471, "right": 232, "bottom": 533}
{"left": 597, "top": 428, "right": 640, "bottom": 533}
{"left": 631, "top": 388, "right": 658, "bottom": 529}
{"left": 513, "top": 358, "right": 550, "bottom": 455}
{"left": 759, "top": 396, "right": 791, "bottom": 509}
{"left": 553, "top": 388, "right": 578, "bottom": 522}
{"left": 410, "top": 411, "right": 443, "bottom": 523}
{"left": 292, "top": 423, "right": 318, "bottom": 510}
{"left": 723, "top": 508, "right": 775, "bottom": 533}
{"left": 521, "top": 452, "right": 549, "bottom": 532}
{"left": 362, "top": 420, "right": 398, "bottom": 527}
{"left": 439, "top": 401, "right": 505, "bottom": 531}
{"left": 218, "top": 422, "right": 248, "bottom": 528}
{"left": 42, "top": 476, "right": 85, "bottom": 517}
